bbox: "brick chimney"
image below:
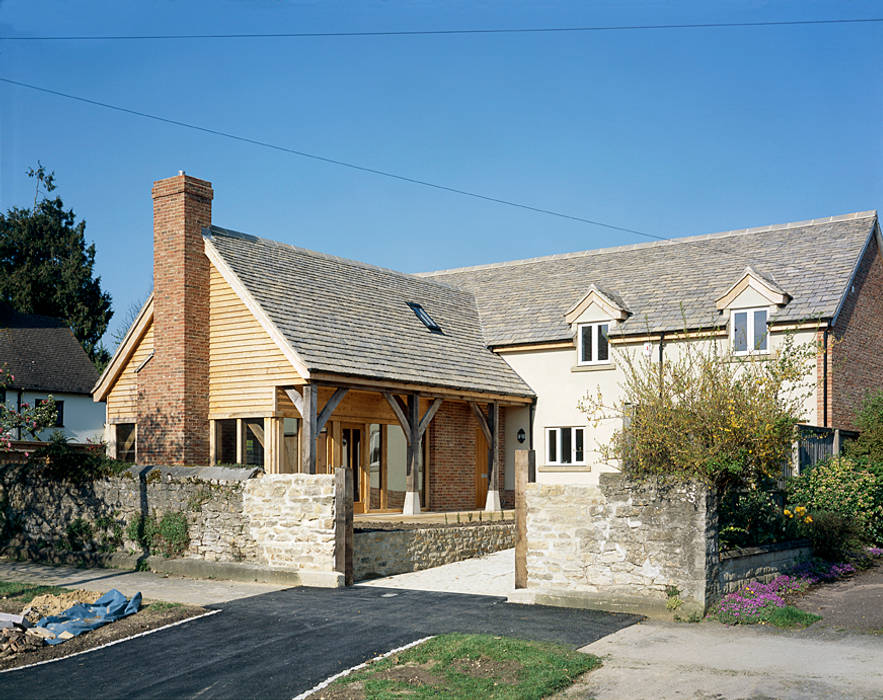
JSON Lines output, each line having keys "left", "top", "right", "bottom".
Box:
{"left": 137, "top": 172, "right": 213, "bottom": 465}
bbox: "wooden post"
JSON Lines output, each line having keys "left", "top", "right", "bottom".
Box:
{"left": 471, "top": 401, "right": 501, "bottom": 511}
{"left": 301, "top": 384, "right": 318, "bottom": 474}
{"left": 404, "top": 393, "right": 420, "bottom": 514}
{"left": 235, "top": 418, "right": 244, "bottom": 465}
{"left": 208, "top": 419, "right": 217, "bottom": 466}
{"left": 515, "top": 449, "right": 534, "bottom": 589}
{"left": 334, "top": 466, "right": 353, "bottom": 586}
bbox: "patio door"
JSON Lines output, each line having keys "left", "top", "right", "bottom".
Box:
{"left": 341, "top": 424, "right": 367, "bottom": 514}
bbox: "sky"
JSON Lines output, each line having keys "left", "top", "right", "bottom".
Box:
{"left": 1, "top": 1, "right": 882, "bottom": 347}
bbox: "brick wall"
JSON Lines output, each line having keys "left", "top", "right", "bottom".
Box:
{"left": 428, "top": 400, "right": 506, "bottom": 511}
{"left": 830, "top": 231, "right": 883, "bottom": 430}
{"left": 138, "top": 174, "right": 213, "bottom": 465}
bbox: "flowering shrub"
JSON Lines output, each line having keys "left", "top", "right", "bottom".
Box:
{"left": 0, "top": 365, "right": 58, "bottom": 449}
{"left": 580, "top": 331, "right": 816, "bottom": 491}
{"left": 787, "top": 457, "right": 883, "bottom": 547}
{"left": 719, "top": 488, "right": 793, "bottom": 549}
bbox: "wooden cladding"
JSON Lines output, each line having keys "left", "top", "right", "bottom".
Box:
{"left": 106, "top": 321, "right": 154, "bottom": 421}
{"left": 208, "top": 264, "right": 301, "bottom": 417}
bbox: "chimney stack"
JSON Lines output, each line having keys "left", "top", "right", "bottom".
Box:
{"left": 137, "top": 173, "right": 213, "bottom": 465}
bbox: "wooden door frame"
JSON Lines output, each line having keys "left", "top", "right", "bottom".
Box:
{"left": 341, "top": 422, "right": 368, "bottom": 514}
{"left": 475, "top": 426, "right": 489, "bottom": 508}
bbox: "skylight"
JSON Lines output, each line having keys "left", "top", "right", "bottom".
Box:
{"left": 407, "top": 302, "right": 441, "bottom": 333}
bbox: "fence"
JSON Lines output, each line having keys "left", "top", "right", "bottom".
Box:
{"left": 795, "top": 425, "right": 859, "bottom": 474}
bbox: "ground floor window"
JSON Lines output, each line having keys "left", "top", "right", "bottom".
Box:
{"left": 283, "top": 417, "right": 299, "bottom": 472}
{"left": 545, "top": 426, "right": 586, "bottom": 465}
{"left": 243, "top": 418, "right": 265, "bottom": 467}
{"left": 116, "top": 423, "right": 136, "bottom": 462}
{"left": 215, "top": 419, "right": 237, "bottom": 465}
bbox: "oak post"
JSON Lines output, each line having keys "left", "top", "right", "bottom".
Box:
{"left": 515, "top": 448, "right": 534, "bottom": 589}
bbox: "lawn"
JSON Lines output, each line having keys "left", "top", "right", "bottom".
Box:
{"left": 0, "top": 580, "right": 73, "bottom": 607}
{"left": 311, "top": 633, "right": 600, "bottom": 700}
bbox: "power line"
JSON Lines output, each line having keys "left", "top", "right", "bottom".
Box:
{"left": 0, "top": 76, "right": 859, "bottom": 281}
{"left": 2, "top": 17, "right": 882, "bottom": 41}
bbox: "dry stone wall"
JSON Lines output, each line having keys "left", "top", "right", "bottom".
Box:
{"left": 525, "top": 473, "right": 718, "bottom": 610}
{"left": 719, "top": 542, "right": 812, "bottom": 594}
{"left": 0, "top": 465, "right": 337, "bottom": 580}
{"left": 354, "top": 521, "right": 513, "bottom": 580}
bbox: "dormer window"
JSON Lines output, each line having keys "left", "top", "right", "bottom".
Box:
{"left": 407, "top": 302, "right": 441, "bottom": 333}
{"left": 578, "top": 322, "right": 610, "bottom": 365}
{"left": 732, "top": 308, "right": 768, "bottom": 355}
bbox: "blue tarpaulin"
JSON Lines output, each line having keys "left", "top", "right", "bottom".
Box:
{"left": 38, "top": 589, "right": 142, "bottom": 645}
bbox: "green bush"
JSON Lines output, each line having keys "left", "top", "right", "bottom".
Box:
{"left": 28, "top": 432, "right": 132, "bottom": 482}
{"left": 846, "top": 390, "right": 883, "bottom": 463}
{"left": 719, "top": 488, "right": 793, "bottom": 549}
{"left": 788, "top": 457, "right": 883, "bottom": 546}
{"left": 803, "top": 510, "right": 864, "bottom": 561}
{"left": 127, "top": 511, "right": 190, "bottom": 558}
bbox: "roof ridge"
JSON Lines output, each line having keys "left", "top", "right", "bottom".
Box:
{"left": 418, "top": 210, "right": 878, "bottom": 277}
{"left": 206, "top": 225, "right": 469, "bottom": 295}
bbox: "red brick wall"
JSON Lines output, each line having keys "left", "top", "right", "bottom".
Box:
{"left": 428, "top": 401, "right": 505, "bottom": 511}
{"left": 829, "top": 231, "right": 883, "bottom": 431}
{"left": 137, "top": 174, "right": 213, "bottom": 465}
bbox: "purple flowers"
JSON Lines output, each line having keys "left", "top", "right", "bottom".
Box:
{"left": 714, "top": 559, "right": 867, "bottom": 625}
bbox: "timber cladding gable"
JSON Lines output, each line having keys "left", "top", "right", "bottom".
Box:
{"left": 209, "top": 264, "right": 301, "bottom": 418}
{"left": 105, "top": 320, "right": 154, "bottom": 423}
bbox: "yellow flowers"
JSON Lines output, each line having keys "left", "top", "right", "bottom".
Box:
{"left": 784, "top": 509, "right": 793, "bottom": 518}
{"left": 785, "top": 506, "right": 812, "bottom": 524}
{"left": 804, "top": 515, "right": 813, "bottom": 524}
{"left": 794, "top": 506, "right": 807, "bottom": 517}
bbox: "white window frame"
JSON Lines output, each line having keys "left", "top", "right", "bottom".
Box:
{"left": 731, "top": 307, "right": 769, "bottom": 356}
{"left": 545, "top": 426, "right": 587, "bottom": 465}
{"left": 576, "top": 322, "right": 611, "bottom": 365}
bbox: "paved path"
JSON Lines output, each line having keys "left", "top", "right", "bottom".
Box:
{"left": 0, "top": 584, "right": 639, "bottom": 699}
{"left": 0, "top": 560, "right": 285, "bottom": 606}
{"left": 796, "top": 563, "right": 883, "bottom": 633}
{"left": 357, "top": 547, "right": 515, "bottom": 596}
{"left": 557, "top": 620, "right": 883, "bottom": 699}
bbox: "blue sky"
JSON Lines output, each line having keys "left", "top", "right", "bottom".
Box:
{"left": 1, "top": 1, "right": 881, "bottom": 345}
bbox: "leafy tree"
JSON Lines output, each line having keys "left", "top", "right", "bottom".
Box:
{"left": 579, "top": 330, "right": 817, "bottom": 492}
{"left": 0, "top": 163, "right": 113, "bottom": 368}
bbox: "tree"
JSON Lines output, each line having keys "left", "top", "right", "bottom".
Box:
{"left": 0, "top": 163, "right": 113, "bottom": 368}
{"left": 579, "top": 330, "right": 817, "bottom": 492}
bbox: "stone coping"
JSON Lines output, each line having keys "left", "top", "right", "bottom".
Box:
{"left": 121, "top": 465, "right": 262, "bottom": 482}
{"left": 720, "top": 539, "right": 812, "bottom": 561}
{"left": 354, "top": 517, "right": 514, "bottom": 532}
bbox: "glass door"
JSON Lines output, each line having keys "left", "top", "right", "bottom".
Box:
{"left": 341, "top": 425, "right": 366, "bottom": 514}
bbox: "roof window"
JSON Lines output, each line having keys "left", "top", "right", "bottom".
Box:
{"left": 407, "top": 302, "right": 441, "bottom": 333}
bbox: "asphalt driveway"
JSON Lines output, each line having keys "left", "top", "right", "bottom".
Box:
{"left": 0, "top": 585, "right": 640, "bottom": 699}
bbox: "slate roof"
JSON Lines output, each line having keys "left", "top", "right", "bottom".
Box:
{"left": 0, "top": 305, "right": 98, "bottom": 394}
{"left": 420, "top": 212, "right": 878, "bottom": 347}
{"left": 205, "top": 226, "right": 534, "bottom": 398}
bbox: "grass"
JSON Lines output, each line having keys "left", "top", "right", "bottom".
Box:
{"left": 0, "top": 581, "right": 72, "bottom": 606}
{"left": 766, "top": 606, "right": 822, "bottom": 629}
{"left": 328, "top": 633, "right": 600, "bottom": 700}
{"left": 146, "top": 600, "right": 183, "bottom": 612}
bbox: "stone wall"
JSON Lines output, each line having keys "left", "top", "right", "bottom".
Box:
{"left": 719, "top": 541, "right": 812, "bottom": 594}
{"left": 523, "top": 473, "right": 717, "bottom": 612}
{"left": 0, "top": 465, "right": 339, "bottom": 585}
{"left": 354, "top": 521, "right": 514, "bottom": 581}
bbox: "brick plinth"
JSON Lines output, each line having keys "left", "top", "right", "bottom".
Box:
{"left": 137, "top": 174, "right": 213, "bottom": 465}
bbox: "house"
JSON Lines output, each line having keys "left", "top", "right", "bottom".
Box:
{"left": 0, "top": 304, "right": 105, "bottom": 444}
{"left": 93, "top": 172, "right": 882, "bottom": 511}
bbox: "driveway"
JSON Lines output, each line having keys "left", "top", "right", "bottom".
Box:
{"left": 0, "top": 584, "right": 640, "bottom": 699}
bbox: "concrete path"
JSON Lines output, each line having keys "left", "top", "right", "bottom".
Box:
{"left": 0, "top": 583, "right": 639, "bottom": 698}
{"left": 557, "top": 620, "right": 883, "bottom": 700}
{"left": 0, "top": 560, "right": 286, "bottom": 606}
{"left": 357, "top": 547, "right": 515, "bottom": 596}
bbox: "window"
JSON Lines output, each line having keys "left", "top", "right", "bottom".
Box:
{"left": 407, "top": 302, "right": 441, "bottom": 333}
{"left": 577, "top": 322, "right": 610, "bottom": 364}
{"left": 243, "top": 418, "right": 265, "bottom": 467}
{"left": 546, "top": 427, "right": 586, "bottom": 465}
{"left": 37, "top": 398, "right": 64, "bottom": 427}
{"left": 116, "top": 423, "right": 136, "bottom": 463}
{"left": 731, "top": 308, "right": 768, "bottom": 354}
{"left": 215, "top": 419, "right": 237, "bottom": 465}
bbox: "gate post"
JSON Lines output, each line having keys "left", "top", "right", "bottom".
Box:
{"left": 334, "top": 467, "right": 354, "bottom": 586}
{"left": 515, "top": 449, "right": 535, "bottom": 589}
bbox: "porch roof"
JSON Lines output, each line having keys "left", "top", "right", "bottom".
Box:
{"left": 205, "top": 226, "right": 535, "bottom": 400}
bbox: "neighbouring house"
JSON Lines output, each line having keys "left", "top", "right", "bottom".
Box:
{"left": 0, "top": 304, "right": 105, "bottom": 444}
{"left": 93, "top": 172, "right": 882, "bottom": 515}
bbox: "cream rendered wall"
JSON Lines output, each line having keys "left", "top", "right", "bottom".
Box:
{"left": 502, "top": 405, "right": 529, "bottom": 491}
{"left": 499, "top": 297, "right": 820, "bottom": 486}
{"left": 10, "top": 391, "right": 106, "bottom": 443}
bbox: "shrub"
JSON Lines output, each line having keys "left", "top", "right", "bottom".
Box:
{"left": 719, "top": 488, "right": 793, "bottom": 549}
{"left": 28, "top": 432, "right": 132, "bottom": 482}
{"left": 580, "top": 330, "right": 816, "bottom": 491}
{"left": 787, "top": 457, "right": 883, "bottom": 547}
{"left": 127, "top": 511, "right": 190, "bottom": 558}
{"left": 846, "top": 389, "right": 883, "bottom": 463}
{"left": 801, "top": 510, "right": 864, "bottom": 561}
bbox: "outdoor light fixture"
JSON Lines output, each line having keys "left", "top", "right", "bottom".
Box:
{"left": 517, "top": 428, "right": 526, "bottom": 444}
